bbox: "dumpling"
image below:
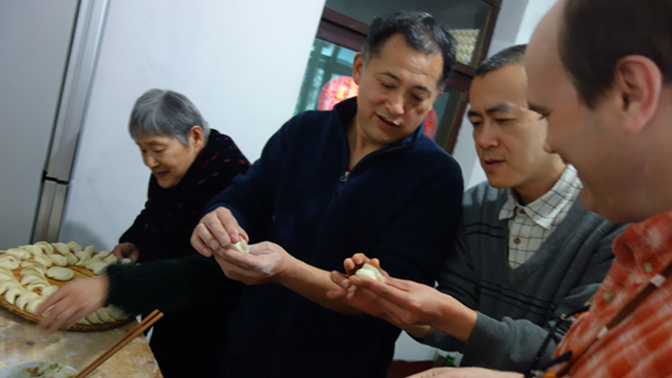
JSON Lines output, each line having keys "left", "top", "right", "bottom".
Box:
{"left": 105, "top": 305, "right": 128, "bottom": 320}
{"left": 354, "top": 263, "right": 385, "bottom": 283}
{"left": 0, "top": 256, "right": 20, "bottom": 270}
{"left": 5, "top": 248, "right": 31, "bottom": 260}
{"left": 26, "top": 281, "right": 49, "bottom": 292}
{"left": 0, "top": 280, "right": 19, "bottom": 295}
{"left": 34, "top": 241, "right": 54, "bottom": 255}
{"left": 77, "top": 317, "right": 91, "bottom": 325}
{"left": 49, "top": 254, "right": 68, "bottom": 267}
{"left": 20, "top": 266, "right": 46, "bottom": 276}
{"left": 51, "top": 242, "right": 70, "bottom": 255}
{"left": 75, "top": 248, "right": 94, "bottom": 266}
{"left": 229, "top": 239, "right": 249, "bottom": 253}
{"left": 25, "top": 296, "right": 46, "bottom": 314}
{"left": 85, "top": 311, "right": 103, "bottom": 324}
{"left": 20, "top": 274, "right": 48, "bottom": 286}
{"left": 46, "top": 267, "right": 75, "bottom": 281}
{"left": 5, "top": 285, "right": 26, "bottom": 304}
{"left": 40, "top": 285, "right": 59, "bottom": 298}
{"left": 0, "top": 271, "right": 15, "bottom": 283}
{"left": 67, "top": 241, "right": 82, "bottom": 253}
{"left": 15, "top": 291, "right": 39, "bottom": 311}
{"left": 102, "top": 255, "right": 118, "bottom": 265}
{"left": 28, "top": 255, "right": 52, "bottom": 268}
{"left": 90, "top": 262, "right": 108, "bottom": 276}
{"left": 96, "top": 308, "right": 115, "bottom": 322}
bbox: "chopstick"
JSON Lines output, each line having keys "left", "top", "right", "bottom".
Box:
{"left": 74, "top": 309, "right": 164, "bottom": 378}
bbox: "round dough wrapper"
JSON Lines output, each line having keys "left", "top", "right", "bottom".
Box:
{"left": 46, "top": 266, "right": 75, "bottom": 281}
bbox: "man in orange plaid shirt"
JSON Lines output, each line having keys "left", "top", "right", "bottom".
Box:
{"left": 401, "top": 0, "right": 672, "bottom": 377}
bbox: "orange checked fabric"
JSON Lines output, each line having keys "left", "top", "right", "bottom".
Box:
{"left": 549, "top": 211, "right": 672, "bottom": 377}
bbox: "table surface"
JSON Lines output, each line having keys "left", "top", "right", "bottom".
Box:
{"left": 0, "top": 306, "right": 163, "bottom": 377}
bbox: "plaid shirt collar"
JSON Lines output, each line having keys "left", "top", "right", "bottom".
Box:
{"left": 499, "top": 165, "right": 582, "bottom": 229}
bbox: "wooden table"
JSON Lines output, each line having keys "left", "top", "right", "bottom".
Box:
{"left": 0, "top": 306, "right": 163, "bottom": 377}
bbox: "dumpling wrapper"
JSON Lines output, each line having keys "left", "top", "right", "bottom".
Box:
{"left": 46, "top": 266, "right": 75, "bottom": 281}
{"left": 229, "top": 239, "right": 249, "bottom": 253}
{"left": 354, "top": 263, "right": 385, "bottom": 283}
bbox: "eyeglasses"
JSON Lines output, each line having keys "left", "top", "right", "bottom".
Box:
{"left": 524, "top": 306, "right": 587, "bottom": 378}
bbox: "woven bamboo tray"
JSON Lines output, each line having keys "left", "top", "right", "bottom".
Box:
{"left": 0, "top": 251, "right": 130, "bottom": 331}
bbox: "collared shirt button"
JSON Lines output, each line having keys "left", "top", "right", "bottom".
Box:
{"left": 519, "top": 209, "right": 526, "bottom": 215}
{"left": 643, "top": 262, "right": 654, "bottom": 273}
{"left": 513, "top": 237, "right": 521, "bottom": 244}
{"left": 603, "top": 291, "right": 615, "bottom": 303}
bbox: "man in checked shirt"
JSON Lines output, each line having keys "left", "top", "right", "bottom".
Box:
{"left": 329, "top": 44, "right": 625, "bottom": 373}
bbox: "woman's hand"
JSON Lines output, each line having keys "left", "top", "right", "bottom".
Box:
{"left": 36, "top": 276, "right": 109, "bottom": 335}
{"left": 191, "top": 207, "right": 249, "bottom": 257}
{"left": 111, "top": 242, "right": 140, "bottom": 262}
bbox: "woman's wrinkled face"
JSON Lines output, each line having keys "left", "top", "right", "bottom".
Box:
{"left": 135, "top": 127, "right": 203, "bottom": 188}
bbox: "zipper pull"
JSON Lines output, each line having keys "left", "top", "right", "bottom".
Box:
{"left": 340, "top": 171, "right": 350, "bottom": 182}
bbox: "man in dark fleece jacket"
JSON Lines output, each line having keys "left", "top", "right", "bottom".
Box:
{"left": 190, "top": 11, "right": 463, "bottom": 378}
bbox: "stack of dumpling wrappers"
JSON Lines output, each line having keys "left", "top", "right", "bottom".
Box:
{"left": 0, "top": 241, "right": 130, "bottom": 328}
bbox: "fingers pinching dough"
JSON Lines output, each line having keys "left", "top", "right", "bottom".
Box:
{"left": 354, "top": 263, "right": 385, "bottom": 283}
{"left": 229, "top": 239, "right": 249, "bottom": 253}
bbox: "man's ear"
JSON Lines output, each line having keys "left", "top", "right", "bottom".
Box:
{"left": 352, "top": 52, "right": 365, "bottom": 85}
{"left": 189, "top": 125, "right": 205, "bottom": 149}
{"left": 612, "top": 55, "right": 663, "bottom": 134}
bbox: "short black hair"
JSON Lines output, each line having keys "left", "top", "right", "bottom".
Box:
{"left": 475, "top": 44, "right": 527, "bottom": 76}
{"left": 559, "top": 0, "right": 672, "bottom": 107}
{"left": 362, "top": 11, "right": 456, "bottom": 90}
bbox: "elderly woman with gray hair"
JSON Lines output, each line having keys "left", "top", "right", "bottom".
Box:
{"left": 37, "top": 89, "right": 250, "bottom": 378}
{"left": 113, "top": 88, "right": 250, "bottom": 263}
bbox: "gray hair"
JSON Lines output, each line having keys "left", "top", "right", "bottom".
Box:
{"left": 129, "top": 89, "right": 209, "bottom": 145}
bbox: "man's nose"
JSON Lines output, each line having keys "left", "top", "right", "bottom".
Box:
{"left": 475, "top": 122, "right": 499, "bottom": 149}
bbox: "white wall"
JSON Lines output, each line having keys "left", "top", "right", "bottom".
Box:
{"left": 59, "top": 0, "right": 325, "bottom": 249}
{"left": 451, "top": 0, "right": 558, "bottom": 190}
